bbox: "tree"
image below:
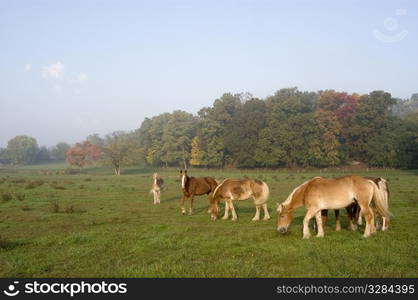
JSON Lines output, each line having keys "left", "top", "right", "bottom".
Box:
{"left": 190, "top": 136, "right": 202, "bottom": 166}
{"left": 6, "top": 135, "right": 39, "bottom": 165}
{"left": 66, "top": 141, "right": 102, "bottom": 167}
{"left": 34, "top": 146, "right": 51, "bottom": 163}
{"left": 86, "top": 134, "right": 105, "bottom": 147}
{"left": 101, "top": 131, "right": 133, "bottom": 175}
{"left": 50, "top": 142, "right": 71, "bottom": 162}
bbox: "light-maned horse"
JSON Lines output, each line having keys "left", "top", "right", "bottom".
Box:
{"left": 276, "top": 175, "right": 391, "bottom": 239}
{"left": 359, "top": 176, "right": 390, "bottom": 231}
{"left": 179, "top": 170, "right": 218, "bottom": 215}
{"left": 150, "top": 172, "right": 164, "bottom": 204}
{"left": 321, "top": 176, "right": 390, "bottom": 231}
{"left": 210, "top": 179, "right": 270, "bottom": 221}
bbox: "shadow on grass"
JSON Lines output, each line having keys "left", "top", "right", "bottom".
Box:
{"left": 0, "top": 237, "right": 29, "bottom": 251}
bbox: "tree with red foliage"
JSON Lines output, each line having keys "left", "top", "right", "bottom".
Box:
{"left": 66, "top": 141, "right": 103, "bottom": 167}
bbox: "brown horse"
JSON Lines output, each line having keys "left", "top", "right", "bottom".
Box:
{"left": 321, "top": 176, "right": 390, "bottom": 231}
{"left": 179, "top": 170, "right": 218, "bottom": 215}
{"left": 277, "top": 176, "right": 391, "bottom": 239}
{"left": 210, "top": 178, "right": 270, "bottom": 221}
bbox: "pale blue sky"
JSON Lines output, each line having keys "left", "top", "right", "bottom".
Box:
{"left": 0, "top": 0, "right": 417, "bottom": 147}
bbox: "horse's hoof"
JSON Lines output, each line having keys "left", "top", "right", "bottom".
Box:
{"left": 263, "top": 217, "right": 271, "bottom": 221}
{"left": 316, "top": 234, "right": 324, "bottom": 238}
{"left": 231, "top": 218, "right": 237, "bottom": 221}
{"left": 222, "top": 216, "right": 228, "bottom": 220}
{"left": 252, "top": 218, "right": 260, "bottom": 222}
{"left": 303, "top": 234, "right": 311, "bottom": 239}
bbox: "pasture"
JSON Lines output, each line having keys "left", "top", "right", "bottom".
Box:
{"left": 0, "top": 166, "right": 417, "bottom": 277}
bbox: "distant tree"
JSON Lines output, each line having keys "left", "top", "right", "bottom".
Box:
{"left": 66, "top": 141, "right": 102, "bottom": 168}
{"left": 50, "top": 142, "right": 71, "bottom": 162}
{"left": 101, "top": 131, "right": 133, "bottom": 175}
{"left": 0, "top": 148, "right": 10, "bottom": 164}
{"left": 6, "top": 135, "right": 39, "bottom": 165}
{"left": 34, "top": 146, "right": 51, "bottom": 163}
{"left": 190, "top": 136, "right": 202, "bottom": 166}
{"left": 86, "top": 134, "right": 105, "bottom": 147}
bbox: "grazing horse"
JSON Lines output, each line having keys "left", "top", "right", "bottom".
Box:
{"left": 321, "top": 176, "right": 390, "bottom": 231}
{"left": 360, "top": 176, "right": 390, "bottom": 231}
{"left": 276, "top": 176, "right": 391, "bottom": 239}
{"left": 210, "top": 179, "right": 270, "bottom": 221}
{"left": 179, "top": 170, "right": 218, "bottom": 215}
{"left": 150, "top": 172, "right": 164, "bottom": 204}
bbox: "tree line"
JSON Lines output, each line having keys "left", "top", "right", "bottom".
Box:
{"left": 1, "top": 88, "right": 418, "bottom": 172}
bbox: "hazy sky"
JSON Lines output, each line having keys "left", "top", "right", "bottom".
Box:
{"left": 1, "top": 0, "right": 417, "bottom": 147}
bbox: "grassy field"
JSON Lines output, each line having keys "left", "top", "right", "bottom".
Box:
{"left": 0, "top": 165, "right": 417, "bottom": 277}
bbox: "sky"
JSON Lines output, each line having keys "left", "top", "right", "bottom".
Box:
{"left": 0, "top": 0, "right": 417, "bottom": 147}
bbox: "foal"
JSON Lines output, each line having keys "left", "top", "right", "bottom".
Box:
{"left": 150, "top": 172, "right": 164, "bottom": 204}
{"left": 179, "top": 170, "right": 218, "bottom": 215}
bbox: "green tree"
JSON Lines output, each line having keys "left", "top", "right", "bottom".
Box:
{"left": 50, "top": 142, "right": 71, "bottom": 161}
{"left": 6, "top": 135, "right": 39, "bottom": 165}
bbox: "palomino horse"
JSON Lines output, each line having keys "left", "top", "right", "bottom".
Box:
{"left": 179, "top": 170, "right": 218, "bottom": 215}
{"left": 321, "top": 176, "right": 390, "bottom": 231}
{"left": 359, "top": 176, "right": 390, "bottom": 231}
{"left": 276, "top": 176, "right": 391, "bottom": 239}
{"left": 150, "top": 172, "right": 164, "bottom": 204}
{"left": 210, "top": 179, "right": 270, "bottom": 221}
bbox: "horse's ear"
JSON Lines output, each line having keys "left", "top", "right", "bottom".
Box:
{"left": 184, "top": 170, "right": 188, "bottom": 174}
{"left": 179, "top": 170, "right": 183, "bottom": 174}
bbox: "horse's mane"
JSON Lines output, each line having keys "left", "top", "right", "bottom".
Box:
{"left": 283, "top": 177, "right": 322, "bottom": 207}
{"left": 212, "top": 179, "right": 228, "bottom": 199}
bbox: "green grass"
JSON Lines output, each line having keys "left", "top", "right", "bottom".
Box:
{"left": 0, "top": 167, "right": 417, "bottom": 277}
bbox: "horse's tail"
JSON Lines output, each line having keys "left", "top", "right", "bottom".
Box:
{"left": 369, "top": 179, "right": 392, "bottom": 220}
{"left": 258, "top": 181, "right": 270, "bottom": 204}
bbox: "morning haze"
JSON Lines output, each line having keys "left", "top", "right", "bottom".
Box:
{"left": 0, "top": 0, "right": 417, "bottom": 148}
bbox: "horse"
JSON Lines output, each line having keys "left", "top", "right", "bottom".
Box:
{"left": 179, "top": 170, "right": 218, "bottom": 215}
{"left": 321, "top": 176, "right": 390, "bottom": 231}
{"left": 359, "top": 176, "right": 390, "bottom": 231}
{"left": 276, "top": 175, "right": 391, "bottom": 239}
{"left": 210, "top": 178, "right": 270, "bottom": 221}
{"left": 150, "top": 172, "right": 164, "bottom": 204}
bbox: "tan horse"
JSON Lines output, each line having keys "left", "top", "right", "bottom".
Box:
{"left": 180, "top": 170, "right": 218, "bottom": 215}
{"left": 210, "top": 179, "right": 270, "bottom": 221}
{"left": 150, "top": 172, "right": 164, "bottom": 204}
{"left": 276, "top": 176, "right": 391, "bottom": 239}
{"left": 360, "top": 176, "right": 390, "bottom": 231}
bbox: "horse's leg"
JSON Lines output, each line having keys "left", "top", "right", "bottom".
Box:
{"left": 157, "top": 190, "right": 161, "bottom": 204}
{"left": 335, "top": 209, "right": 341, "bottom": 231}
{"left": 359, "top": 203, "right": 375, "bottom": 238}
{"left": 303, "top": 208, "right": 317, "bottom": 239}
{"left": 346, "top": 206, "right": 357, "bottom": 231}
{"left": 315, "top": 211, "right": 324, "bottom": 238}
{"left": 222, "top": 200, "right": 230, "bottom": 220}
{"left": 229, "top": 200, "right": 238, "bottom": 221}
{"left": 321, "top": 210, "right": 328, "bottom": 227}
{"left": 180, "top": 195, "right": 186, "bottom": 215}
{"left": 189, "top": 194, "right": 194, "bottom": 215}
{"left": 152, "top": 190, "right": 156, "bottom": 205}
{"left": 207, "top": 193, "right": 212, "bottom": 213}
{"left": 252, "top": 204, "right": 261, "bottom": 221}
{"left": 262, "top": 203, "right": 270, "bottom": 220}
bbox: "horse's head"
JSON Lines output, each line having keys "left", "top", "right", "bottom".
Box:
{"left": 179, "top": 169, "right": 188, "bottom": 189}
{"left": 276, "top": 203, "right": 293, "bottom": 234}
{"left": 209, "top": 188, "right": 222, "bottom": 220}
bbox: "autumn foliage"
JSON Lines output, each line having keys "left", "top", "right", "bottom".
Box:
{"left": 66, "top": 141, "right": 103, "bottom": 167}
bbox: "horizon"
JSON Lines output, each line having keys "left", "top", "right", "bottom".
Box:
{"left": 1, "top": 0, "right": 417, "bottom": 148}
